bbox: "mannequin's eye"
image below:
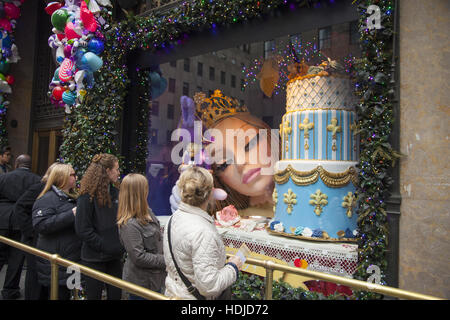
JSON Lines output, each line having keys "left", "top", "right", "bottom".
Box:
{"left": 216, "top": 162, "right": 229, "bottom": 172}
{"left": 245, "top": 133, "right": 259, "bottom": 152}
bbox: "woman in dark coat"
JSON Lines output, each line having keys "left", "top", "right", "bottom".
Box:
{"left": 75, "top": 153, "right": 124, "bottom": 300}
{"left": 32, "top": 163, "right": 80, "bottom": 300}
{"left": 117, "top": 174, "right": 166, "bottom": 300}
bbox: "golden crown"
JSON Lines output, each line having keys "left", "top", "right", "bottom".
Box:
{"left": 194, "top": 90, "right": 249, "bottom": 128}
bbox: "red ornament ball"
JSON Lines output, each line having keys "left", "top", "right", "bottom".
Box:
{"left": 5, "top": 75, "right": 14, "bottom": 85}
{"left": 52, "top": 86, "right": 64, "bottom": 100}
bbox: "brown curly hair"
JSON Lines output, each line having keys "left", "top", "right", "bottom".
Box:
{"left": 80, "top": 153, "right": 119, "bottom": 208}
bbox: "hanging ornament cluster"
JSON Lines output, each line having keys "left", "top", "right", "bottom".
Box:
{"left": 0, "top": 0, "right": 24, "bottom": 146}
{"left": 0, "top": 0, "right": 24, "bottom": 113}
{"left": 45, "top": 0, "right": 112, "bottom": 113}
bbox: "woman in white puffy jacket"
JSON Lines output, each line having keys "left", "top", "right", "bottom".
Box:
{"left": 163, "top": 166, "right": 243, "bottom": 299}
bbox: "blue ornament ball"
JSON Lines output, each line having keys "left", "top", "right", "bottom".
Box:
{"left": 1, "top": 35, "right": 12, "bottom": 49}
{"left": 74, "top": 48, "right": 87, "bottom": 68}
{"left": 81, "top": 52, "right": 103, "bottom": 72}
{"left": 53, "top": 67, "right": 60, "bottom": 81}
{"left": 87, "top": 38, "right": 104, "bottom": 55}
{"left": 62, "top": 90, "right": 77, "bottom": 106}
{"left": 149, "top": 71, "right": 168, "bottom": 99}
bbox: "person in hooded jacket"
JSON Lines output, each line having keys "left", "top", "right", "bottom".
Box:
{"left": 75, "top": 153, "right": 124, "bottom": 300}
{"left": 32, "top": 163, "right": 80, "bottom": 300}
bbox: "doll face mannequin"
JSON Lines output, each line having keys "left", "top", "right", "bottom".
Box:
{"left": 208, "top": 117, "right": 275, "bottom": 205}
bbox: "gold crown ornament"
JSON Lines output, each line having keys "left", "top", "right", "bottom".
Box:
{"left": 194, "top": 90, "right": 249, "bottom": 128}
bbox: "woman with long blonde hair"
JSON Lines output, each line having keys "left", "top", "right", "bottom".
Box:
{"left": 75, "top": 153, "right": 124, "bottom": 300}
{"left": 117, "top": 173, "right": 166, "bottom": 300}
{"left": 31, "top": 163, "right": 80, "bottom": 300}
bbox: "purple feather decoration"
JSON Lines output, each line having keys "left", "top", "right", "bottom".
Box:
{"left": 180, "top": 95, "right": 195, "bottom": 129}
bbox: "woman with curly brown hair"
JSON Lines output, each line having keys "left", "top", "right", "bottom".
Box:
{"left": 75, "top": 153, "right": 124, "bottom": 300}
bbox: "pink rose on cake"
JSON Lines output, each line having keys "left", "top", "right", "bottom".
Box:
{"left": 216, "top": 205, "right": 240, "bottom": 227}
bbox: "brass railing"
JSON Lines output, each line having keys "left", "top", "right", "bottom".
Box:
{"left": 226, "top": 254, "right": 444, "bottom": 300}
{"left": 0, "top": 235, "right": 444, "bottom": 300}
{"left": 0, "top": 235, "right": 170, "bottom": 300}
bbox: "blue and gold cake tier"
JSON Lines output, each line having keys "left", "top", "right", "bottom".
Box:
{"left": 270, "top": 161, "right": 358, "bottom": 242}
{"left": 280, "top": 109, "right": 359, "bottom": 161}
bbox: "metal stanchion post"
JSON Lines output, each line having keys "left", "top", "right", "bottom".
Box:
{"left": 264, "top": 261, "right": 274, "bottom": 300}
{"left": 50, "top": 254, "right": 60, "bottom": 300}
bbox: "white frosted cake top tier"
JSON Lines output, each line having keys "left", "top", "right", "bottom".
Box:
{"left": 286, "top": 75, "right": 357, "bottom": 112}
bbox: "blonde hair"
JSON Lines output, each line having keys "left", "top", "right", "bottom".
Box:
{"left": 117, "top": 173, "right": 151, "bottom": 227}
{"left": 177, "top": 166, "right": 213, "bottom": 207}
{"left": 42, "top": 162, "right": 59, "bottom": 183}
{"left": 38, "top": 163, "right": 75, "bottom": 199}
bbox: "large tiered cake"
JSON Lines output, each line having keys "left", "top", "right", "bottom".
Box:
{"left": 270, "top": 63, "right": 359, "bottom": 242}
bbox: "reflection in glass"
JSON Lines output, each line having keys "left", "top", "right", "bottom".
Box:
{"left": 145, "top": 22, "right": 361, "bottom": 216}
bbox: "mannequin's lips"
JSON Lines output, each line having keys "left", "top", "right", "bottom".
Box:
{"left": 242, "top": 168, "right": 261, "bottom": 184}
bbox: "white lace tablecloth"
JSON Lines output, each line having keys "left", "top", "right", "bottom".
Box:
{"left": 157, "top": 215, "right": 358, "bottom": 278}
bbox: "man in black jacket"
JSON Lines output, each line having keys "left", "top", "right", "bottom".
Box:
{"left": 14, "top": 180, "right": 46, "bottom": 300}
{"left": 14, "top": 162, "right": 58, "bottom": 300}
{"left": 0, "top": 154, "right": 40, "bottom": 299}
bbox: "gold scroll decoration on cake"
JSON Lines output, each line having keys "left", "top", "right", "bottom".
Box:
{"left": 274, "top": 165, "right": 358, "bottom": 188}
{"left": 299, "top": 118, "right": 314, "bottom": 150}
{"left": 283, "top": 189, "right": 297, "bottom": 214}
{"left": 327, "top": 117, "right": 342, "bottom": 152}
{"left": 280, "top": 119, "right": 292, "bottom": 153}
{"left": 309, "top": 189, "right": 328, "bottom": 216}
{"left": 342, "top": 192, "right": 356, "bottom": 218}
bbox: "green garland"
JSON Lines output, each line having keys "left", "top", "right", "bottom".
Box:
{"left": 127, "top": 68, "right": 151, "bottom": 174}
{"left": 232, "top": 273, "right": 352, "bottom": 300}
{"left": 61, "top": 0, "right": 397, "bottom": 299}
{"left": 60, "top": 10, "right": 128, "bottom": 175}
{"left": 352, "top": 0, "right": 398, "bottom": 299}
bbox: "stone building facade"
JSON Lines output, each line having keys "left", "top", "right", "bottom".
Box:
{"left": 398, "top": 0, "right": 449, "bottom": 298}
